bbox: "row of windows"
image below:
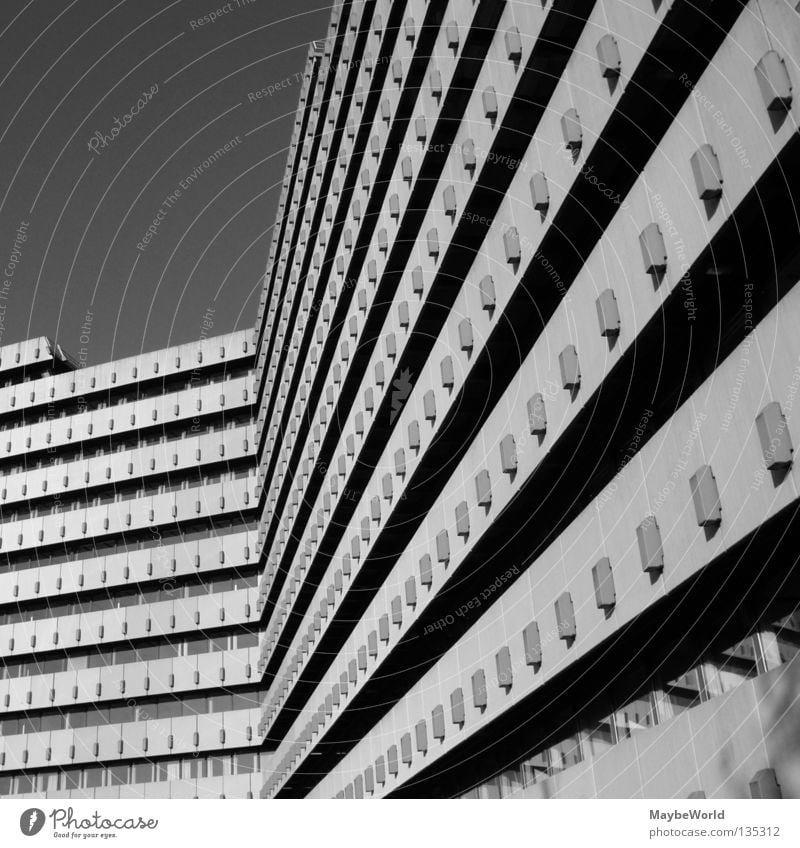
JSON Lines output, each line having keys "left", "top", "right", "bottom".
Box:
{"left": 0, "top": 629, "right": 259, "bottom": 680}
{"left": 257, "top": 15, "right": 794, "bottom": 637}
{"left": 1, "top": 363, "right": 252, "bottom": 428}
{"left": 332, "top": 609, "right": 800, "bottom": 799}
{"left": 0, "top": 466, "right": 252, "bottom": 523}
{"left": 0, "top": 413, "right": 252, "bottom": 476}
{"left": 0, "top": 515, "right": 257, "bottom": 574}
{"left": 0, "top": 750, "right": 264, "bottom": 796}
{"left": 0, "top": 571, "right": 259, "bottom": 625}
{"left": 0, "top": 686, "right": 264, "bottom": 735}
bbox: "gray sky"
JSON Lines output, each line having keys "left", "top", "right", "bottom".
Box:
{"left": 0, "top": 0, "right": 331, "bottom": 364}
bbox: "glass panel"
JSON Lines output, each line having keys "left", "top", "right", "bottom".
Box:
{"left": 108, "top": 764, "right": 128, "bottom": 786}
{"left": 236, "top": 631, "right": 259, "bottom": 649}
{"left": 478, "top": 779, "right": 502, "bottom": 798}
{"left": 41, "top": 713, "right": 64, "bottom": 732}
{"left": 547, "top": 732, "right": 583, "bottom": 774}
{"left": 157, "top": 699, "right": 182, "bottom": 720}
{"left": 585, "top": 713, "right": 615, "bottom": 758}
{"left": 210, "top": 694, "right": 233, "bottom": 714}
{"left": 182, "top": 696, "right": 208, "bottom": 716}
{"left": 84, "top": 767, "right": 104, "bottom": 788}
{"left": 133, "top": 763, "right": 152, "bottom": 784}
{"left": 518, "top": 751, "right": 548, "bottom": 787}
{"left": 767, "top": 612, "right": 800, "bottom": 666}
{"left": 109, "top": 705, "right": 135, "bottom": 724}
{"left": 613, "top": 692, "right": 657, "bottom": 740}
{"left": 62, "top": 768, "right": 81, "bottom": 790}
{"left": 16, "top": 774, "right": 34, "bottom": 794}
{"left": 236, "top": 753, "right": 255, "bottom": 774}
{"left": 705, "top": 635, "right": 760, "bottom": 697}
{"left": 499, "top": 766, "right": 525, "bottom": 797}
{"left": 663, "top": 668, "right": 704, "bottom": 716}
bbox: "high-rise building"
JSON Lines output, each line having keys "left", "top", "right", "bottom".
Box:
{"left": 253, "top": 0, "right": 800, "bottom": 799}
{"left": 0, "top": 331, "right": 264, "bottom": 798}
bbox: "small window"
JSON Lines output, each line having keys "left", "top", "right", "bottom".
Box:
{"left": 636, "top": 516, "right": 664, "bottom": 573}
{"left": 499, "top": 434, "right": 517, "bottom": 473}
{"left": 505, "top": 27, "right": 522, "bottom": 62}
{"left": 596, "top": 34, "right": 621, "bottom": 78}
{"left": 436, "top": 529, "right": 450, "bottom": 564}
{"left": 690, "top": 144, "right": 723, "bottom": 200}
{"left": 471, "top": 669, "right": 487, "bottom": 708}
{"left": 443, "top": 184, "right": 457, "bottom": 217}
{"left": 411, "top": 265, "right": 424, "bottom": 294}
{"left": 639, "top": 223, "right": 667, "bottom": 275}
{"left": 427, "top": 227, "right": 440, "bottom": 258}
{"left": 451, "top": 687, "right": 466, "bottom": 725}
{"left": 755, "top": 51, "right": 792, "bottom": 111}
{"left": 559, "top": 345, "right": 581, "bottom": 391}
{"left": 455, "top": 501, "right": 470, "bottom": 537}
{"left": 479, "top": 274, "right": 496, "bottom": 309}
{"left": 522, "top": 621, "right": 542, "bottom": 665}
{"left": 527, "top": 393, "right": 546, "bottom": 436}
{"left": 555, "top": 591, "right": 576, "bottom": 639}
{"left": 419, "top": 554, "right": 433, "bottom": 586}
{"left": 440, "top": 356, "right": 455, "bottom": 388}
{"left": 755, "top": 401, "right": 793, "bottom": 469}
{"left": 561, "top": 108, "right": 582, "bottom": 151}
{"left": 529, "top": 171, "right": 549, "bottom": 213}
{"left": 591, "top": 557, "right": 616, "bottom": 609}
{"left": 495, "top": 646, "right": 513, "bottom": 689}
{"left": 445, "top": 21, "right": 459, "bottom": 50}
{"left": 475, "top": 469, "right": 492, "bottom": 506}
{"left": 503, "top": 227, "right": 521, "bottom": 264}
{"left": 689, "top": 464, "right": 722, "bottom": 527}
{"left": 462, "top": 138, "right": 477, "bottom": 172}
{"left": 482, "top": 86, "right": 498, "bottom": 120}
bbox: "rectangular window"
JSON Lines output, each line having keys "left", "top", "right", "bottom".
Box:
{"left": 108, "top": 764, "right": 128, "bottom": 786}
{"left": 705, "top": 635, "right": 760, "bottom": 696}
{"left": 236, "top": 753, "right": 255, "bottom": 774}
{"left": 548, "top": 731, "right": 583, "bottom": 774}
{"left": 585, "top": 710, "right": 615, "bottom": 758}
{"left": 84, "top": 767, "right": 104, "bottom": 789}
{"left": 662, "top": 668, "right": 704, "bottom": 716}
{"left": 613, "top": 692, "right": 657, "bottom": 740}
{"left": 133, "top": 763, "right": 152, "bottom": 784}
{"left": 519, "top": 752, "right": 548, "bottom": 787}
{"left": 763, "top": 611, "right": 800, "bottom": 667}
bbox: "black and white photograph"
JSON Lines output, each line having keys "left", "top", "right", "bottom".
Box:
{"left": 1, "top": 0, "right": 800, "bottom": 843}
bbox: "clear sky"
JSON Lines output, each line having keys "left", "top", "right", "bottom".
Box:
{"left": 0, "top": 0, "right": 331, "bottom": 364}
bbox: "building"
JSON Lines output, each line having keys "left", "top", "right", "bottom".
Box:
{"left": 252, "top": 0, "right": 800, "bottom": 799}
{"left": 0, "top": 331, "right": 264, "bottom": 798}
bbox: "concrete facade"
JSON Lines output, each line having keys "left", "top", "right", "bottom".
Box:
{"left": 253, "top": 0, "right": 800, "bottom": 799}
{"left": 0, "top": 330, "right": 263, "bottom": 798}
